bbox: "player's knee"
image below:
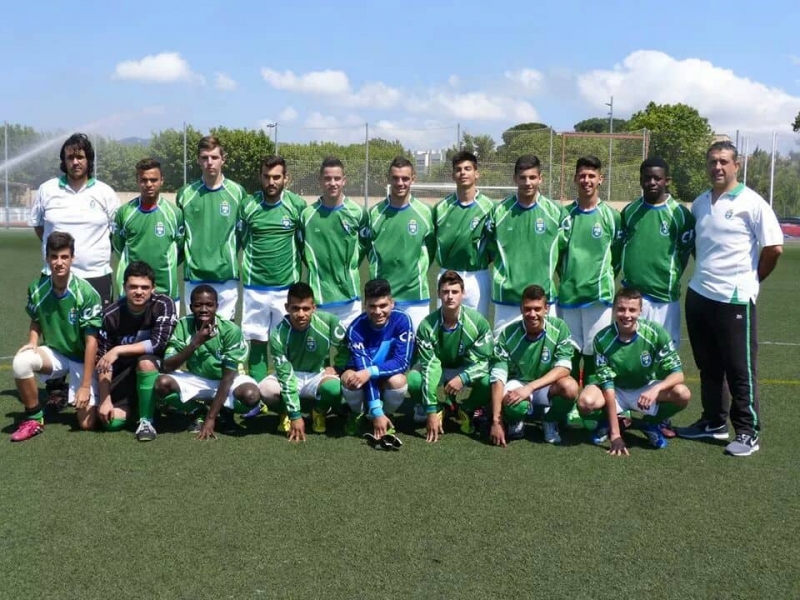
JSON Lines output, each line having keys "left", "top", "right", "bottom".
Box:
{"left": 671, "top": 384, "right": 691, "bottom": 407}
{"left": 554, "top": 376, "right": 580, "bottom": 399}
{"left": 577, "top": 386, "right": 602, "bottom": 413}
{"left": 237, "top": 384, "right": 261, "bottom": 407}
{"left": 154, "top": 374, "right": 175, "bottom": 395}
{"left": 258, "top": 378, "right": 281, "bottom": 404}
{"left": 136, "top": 355, "right": 159, "bottom": 372}
{"left": 384, "top": 373, "right": 407, "bottom": 390}
{"left": 12, "top": 350, "right": 43, "bottom": 380}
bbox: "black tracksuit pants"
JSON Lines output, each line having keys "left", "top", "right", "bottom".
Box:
{"left": 685, "top": 287, "right": 760, "bottom": 436}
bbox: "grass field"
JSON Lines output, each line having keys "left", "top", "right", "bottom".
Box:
{"left": 0, "top": 230, "right": 798, "bottom": 600}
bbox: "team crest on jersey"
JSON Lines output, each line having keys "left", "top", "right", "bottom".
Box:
{"left": 541, "top": 347, "right": 551, "bottom": 363}
{"left": 535, "top": 218, "right": 546, "bottom": 234}
{"left": 89, "top": 199, "right": 97, "bottom": 210}
{"left": 407, "top": 219, "right": 419, "bottom": 235}
{"left": 640, "top": 351, "right": 652, "bottom": 367}
{"left": 68, "top": 308, "right": 78, "bottom": 325}
{"left": 155, "top": 221, "right": 166, "bottom": 237}
{"left": 659, "top": 221, "right": 670, "bottom": 236}
{"left": 592, "top": 223, "right": 602, "bottom": 238}
{"left": 725, "top": 209, "right": 734, "bottom": 219}
{"left": 281, "top": 216, "right": 292, "bottom": 229}
{"left": 470, "top": 217, "right": 480, "bottom": 230}
{"left": 220, "top": 201, "right": 231, "bottom": 216}
{"left": 306, "top": 337, "right": 317, "bottom": 352}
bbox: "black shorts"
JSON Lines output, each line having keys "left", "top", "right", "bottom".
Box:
{"left": 86, "top": 274, "right": 114, "bottom": 307}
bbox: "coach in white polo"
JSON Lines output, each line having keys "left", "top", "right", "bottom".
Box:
{"left": 29, "top": 133, "right": 120, "bottom": 305}
{"left": 676, "top": 141, "right": 783, "bottom": 457}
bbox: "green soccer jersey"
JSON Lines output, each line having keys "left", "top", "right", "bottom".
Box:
{"left": 165, "top": 316, "right": 248, "bottom": 380}
{"left": 487, "top": 194, "right": 570, "bottom": 304}
{"left": 176, "top": 178, "right": 247, "bottom": 283}
{"left": 433, "top": 192, "right": 494, "bottom": 271}
{"left": 558, "top": 201, "right": 622, "bottom": 307}
{"left": 238, "top": 190, "right": 306, "bottom": 289}
{"left": 113, "top": 196, "right": 184, "bottom": 299}
{"left": 589, "top": 319, "right": 682, "bottom": 390}
{"left": 26, "top": 274, "right": 103, "bottom": 361}
{"left": 368, "top": 196, "right": 435, "bottom": 303}
{"left": 269, "top": 311, "right": 346, "bottom": 417}
{"left": 416, "top": 306, "right": 494, "bottom": 409}
{"left": 620, "top": 196, "right": 696, "bottom": 303}
{"left": 490, "top": 316, "right": 575, "bottom": 384}
{"left": 300, "top": 197, "right": 369, "bottom": 307}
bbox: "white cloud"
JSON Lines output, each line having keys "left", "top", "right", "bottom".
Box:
{"left": 409, "top": 91, "right": 539, "bottom": 122}
{"left": 261, "top": 68, "right": 402, "bottom": 109}
{"left": 371, "top": 119, "right": 455, "bottom": 149}
{"left": 576, "top": 50, "right": 800, "bottom": 134}
{"left": 113, "top": 52, "right": 203, "bottom": 84}
{"left": 504, "top": 68, "right": 544, "bottom": 93}
{"left": 299, "top": 112, "right": 367, "bottom": 144}
{"left": 279, "top": 106, "right": 299, "bottom": 122}
{"left": 448, "top": 74, "right": 460, "bottom": 88}
{"left": 214, "top": 72, "right": 237, "bottom": 91}
{"left": 261, "top": 68, "right": 350, "bottom": 95}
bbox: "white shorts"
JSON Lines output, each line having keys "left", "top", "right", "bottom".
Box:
{"left": 320, "top": 300, "right": 362, "bottom": 328}
{"left": 37, "top": 347, "right": 99, "bottom": 407}
{"left": 506, "top": 379, "right": 551, "bottom": 408}
{"left": 397, "top": 302, "right": 431, "bottom": 333}
{"left": 641, "top": 298, "right": 681, "bottom": 349}
{"left": 493, "top": 302, "right": 558, "bottom": 333}
{"left": 613, "top": 382, "right": 660, "bottom": 417}
{"left": 241, "top": 287, "right": 287, "bottom": 342}
{"left": 184, "top": 280, "right": 238, "bottom": 321}
{"left": 438, "top": 268, "right": 490, "bottom": 316}
{"left": 557, "top": 303, "right": 612, "bottom": 355}
{"left": 164, "top": 371, "right": 257, "bottom": 410}
{"left": 262, "top": 371, "right": 329, "bottom": 400}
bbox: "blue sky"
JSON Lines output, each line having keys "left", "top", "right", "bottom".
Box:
{"left": 3, "top": 0, "right": 799, "bottom": 150}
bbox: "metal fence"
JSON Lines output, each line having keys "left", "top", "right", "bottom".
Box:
{"left": 2, "top": 122, "right": 799, "bottom": 227}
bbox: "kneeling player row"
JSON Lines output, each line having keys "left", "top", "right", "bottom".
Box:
{"left": 11, "top": 233, "right": 688, "bottom": 456}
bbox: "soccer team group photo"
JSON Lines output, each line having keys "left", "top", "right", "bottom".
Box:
{"left": 10, "top": 131, "right": 783, "bottom": 459}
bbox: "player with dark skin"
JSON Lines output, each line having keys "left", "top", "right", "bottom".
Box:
{"left": 156, "top": 290, "right": 260, "bottom": 440}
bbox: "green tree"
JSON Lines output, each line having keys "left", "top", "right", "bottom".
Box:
{"left": 149, "top": 126, "right": 204, "bottom": 192}
{"left": 2, "top": 124, "right": 60, "bottom": 190}
{"left": 209, "top": 126, "right": 275, "bottom": 193}
{"left": 94, "top": 137, "right": 149, "bottom": 191}
{"left": 792, "top": 111, "right": 800, "bottom": 132}
{"left": 573, "top": 117, "right": 630, "bottom": 133}
{"left": 628, "top": 102, "right": 714, "bottom": 202}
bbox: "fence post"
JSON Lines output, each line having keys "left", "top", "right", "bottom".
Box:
{"left": 559, "top": 133, "right": 566, "bottom": 202}
{"left": 183, "top": 122, "right": 187, "bottom": 187}
{"left": 769, "top": 131, "right": 776, "bottom": 208}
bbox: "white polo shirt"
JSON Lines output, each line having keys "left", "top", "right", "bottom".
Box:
{"left": 29, "top": 176, "right": 120, "bottom": 278}
{"left": 689, "top": 183, "right": 783, "bottom": 305}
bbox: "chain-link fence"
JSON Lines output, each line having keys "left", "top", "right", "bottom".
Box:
{"left": 2, "top": 122, "right": 798, "bottom": 227}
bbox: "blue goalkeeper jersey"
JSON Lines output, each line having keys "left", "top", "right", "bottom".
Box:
{"left": 339, "top": 310, "right": 415, "bottom": 411}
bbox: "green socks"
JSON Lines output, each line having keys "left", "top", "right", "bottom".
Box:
{"left": 543, "top": 396, "right": 575, "bottom": 423}
{"left": 136, "top": 370, "right": 159, "bottom": 421}
{"left": 248, "top": 342, "right": 268, "bottom": 383}
{"left": 316, "top": 378, "right": 342, "bottom": 412}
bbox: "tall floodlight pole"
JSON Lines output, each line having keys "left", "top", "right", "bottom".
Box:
{"left": 606, "top": 95, "right": 614, "bottom": 203}
{"left": 743, "top": 138, "right": 749, "bottom": 185}
{"left": 457, "top": 123, "right": 461, "bottom": 151}
{"left": 183, "top": 122, "right": 187, "bottom": 186}
{"left": 768, "top": 131, "right": 777, "bottom": 208}
{"left": 364, "top": 123, "right": 369, "bottom": 208}
{"left": 274, "top": 123, "right": 279, "bottom": 155}
{"left": 4, "top": 121, "right": 9, "bottom": 229}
